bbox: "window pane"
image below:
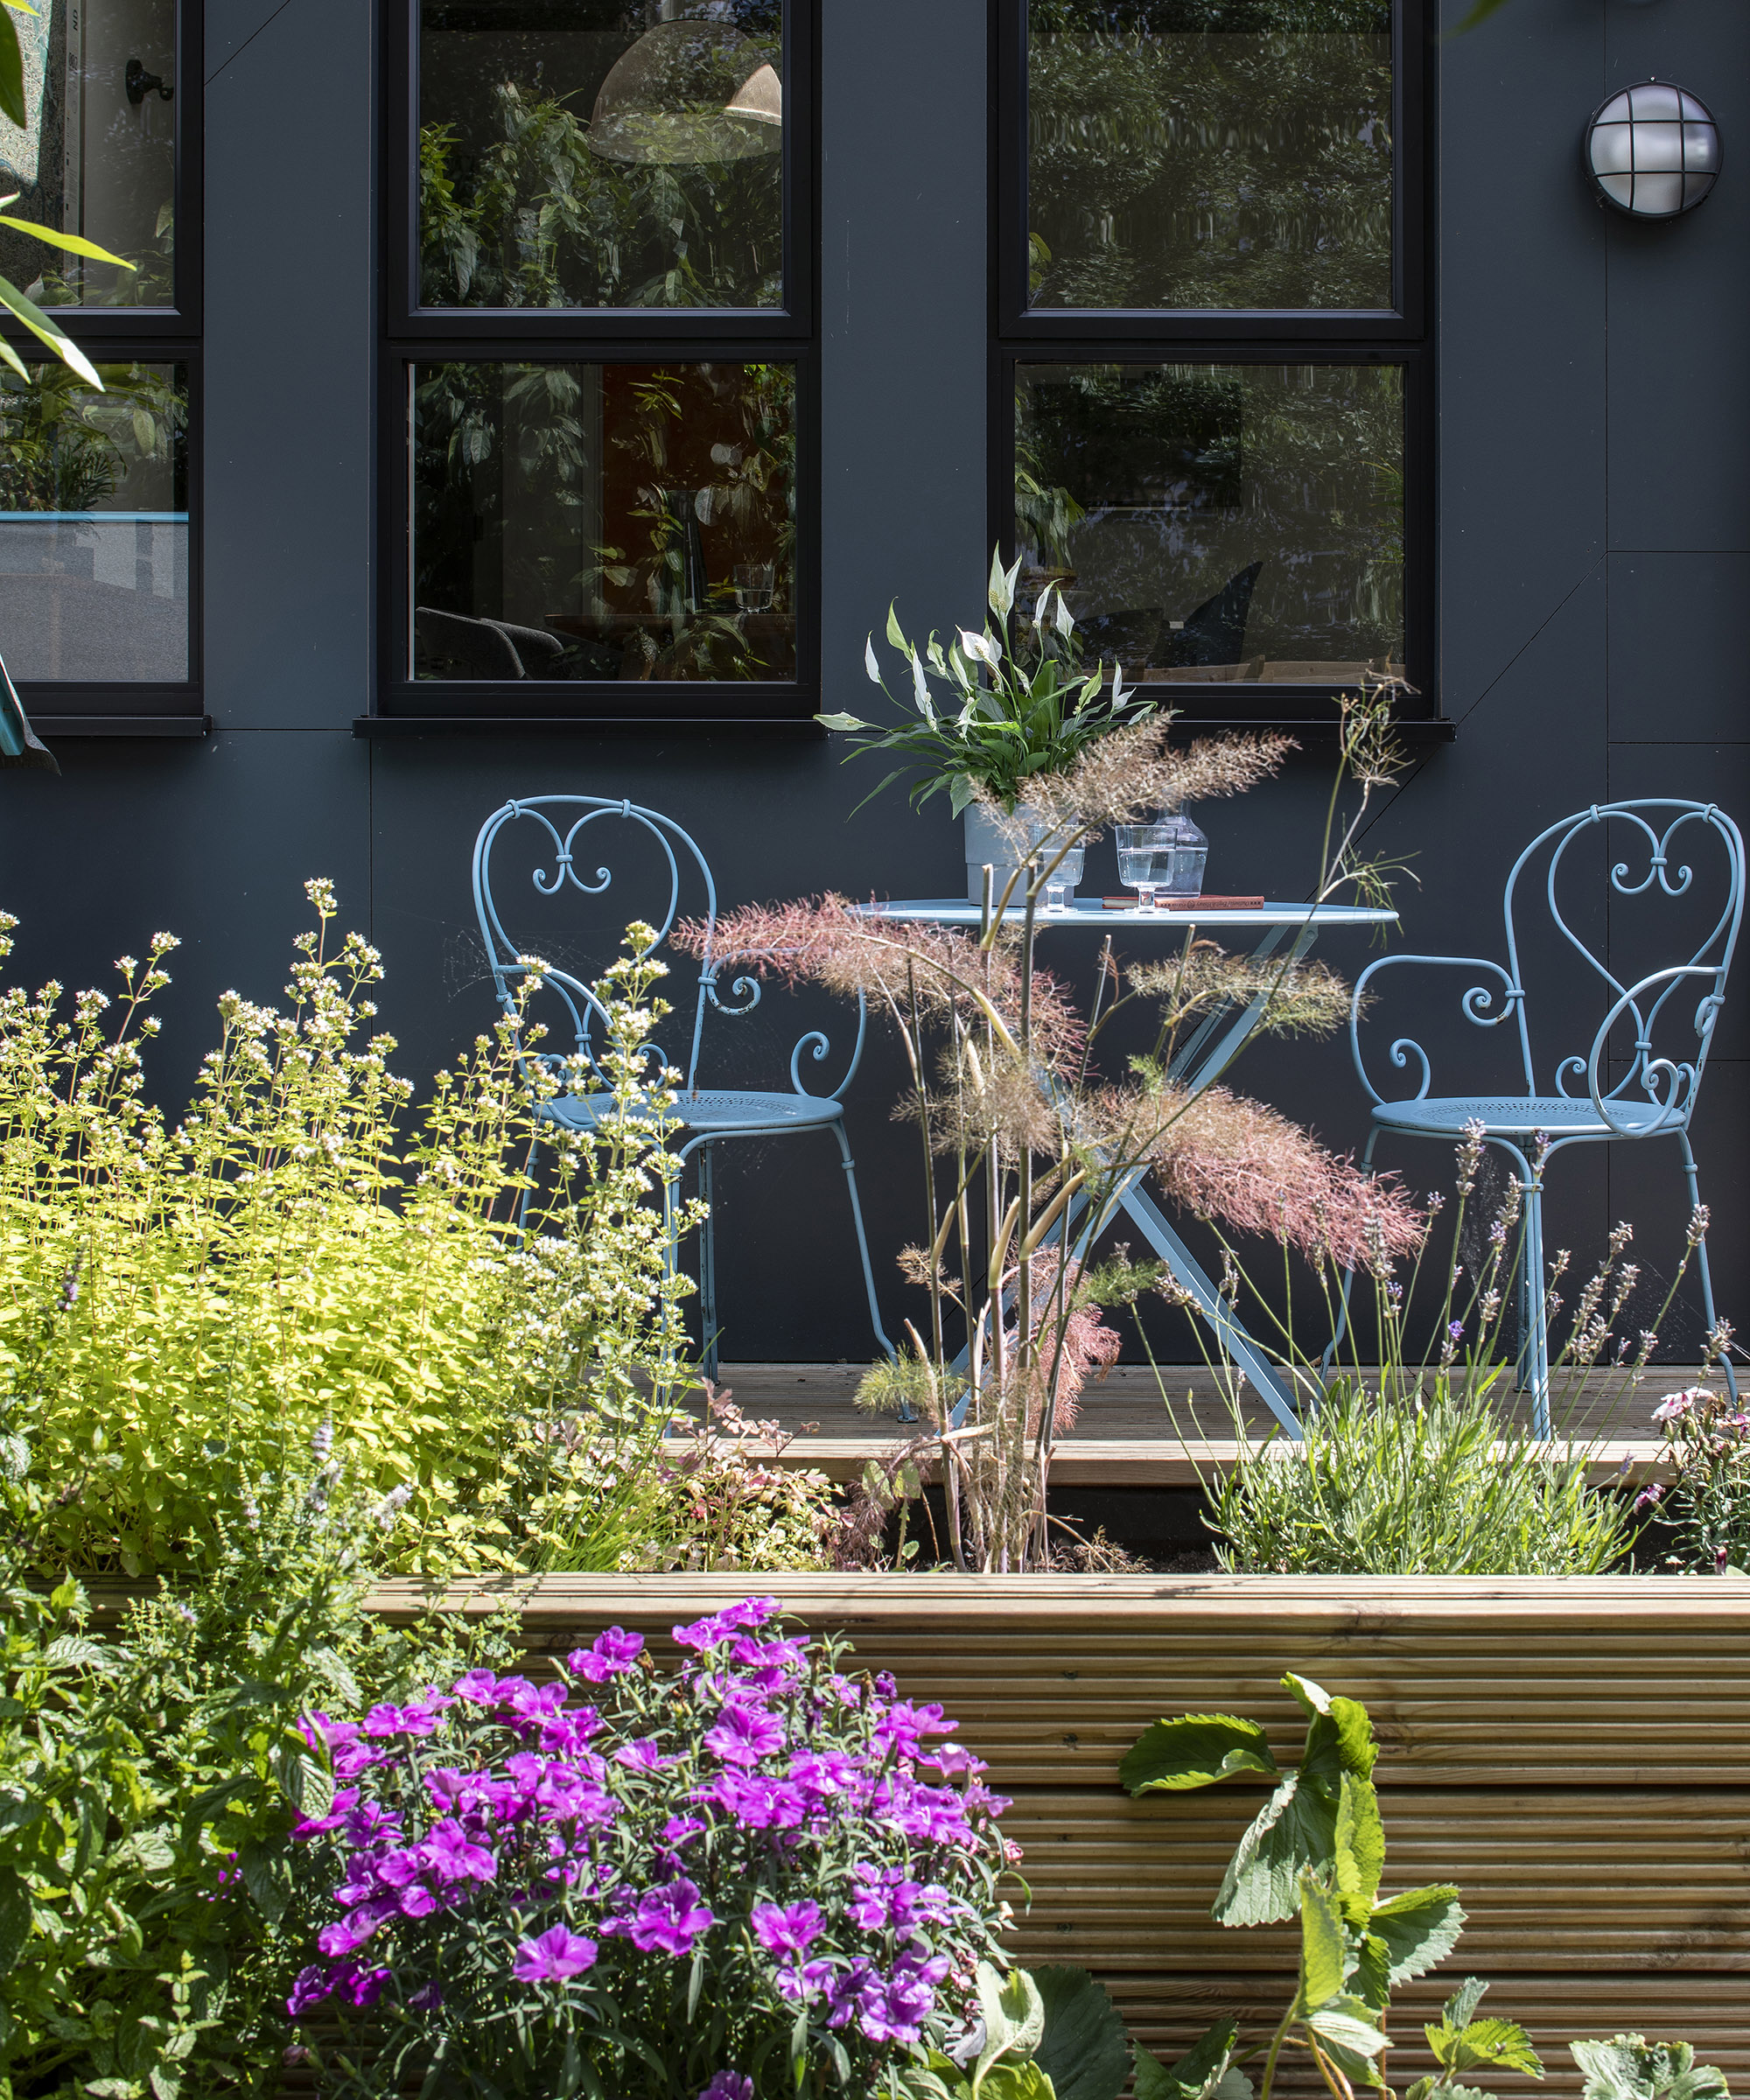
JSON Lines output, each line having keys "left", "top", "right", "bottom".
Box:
{"left": 418, "top": 1, "right": 785, "bottom": 311}
{"left": 0, "top": 361, "right": 188, "bottom": 680}
{"left": 412, "top": 360, "right": 797, "bottom": 682}
{"left": 1015, "top": 361, "right": 1404, "bottom": 680}
{"left": 1026, "top": 1, "right": 1393, "bottom": 312}
{"left": 0, "top": 0, "right": 176, "bottom": 307}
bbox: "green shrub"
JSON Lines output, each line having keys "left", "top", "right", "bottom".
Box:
{"left": 0, "top": 884, "right": 694, "bottom": 1578}
{"left": 1211, "top": 1378, "right": 1638, "bottom": 1576}
{"left": 0, "top": 1442, "right": 523, "bottom": 2100}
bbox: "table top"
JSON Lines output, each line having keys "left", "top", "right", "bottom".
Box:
{"left": 855, "top": 898, "right": 1398, "bottom": 928}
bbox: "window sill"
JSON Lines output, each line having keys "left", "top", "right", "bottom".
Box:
{"left": 32, "top": 713, "right": 212, "bottom": 738}
{"left": 355, "top": 714, "right": 825, "bottom": 738}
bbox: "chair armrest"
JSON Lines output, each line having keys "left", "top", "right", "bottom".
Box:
{"left": 1348, "top": 953, "right": 1523, "bottom": 1107}
{"left": 1578, "top": 963, "right": 1719, "bottom": 1137}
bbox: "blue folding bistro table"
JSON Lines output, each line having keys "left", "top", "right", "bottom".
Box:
{"left": 854, "top": 898, "right": 1398, "bottom": 1438}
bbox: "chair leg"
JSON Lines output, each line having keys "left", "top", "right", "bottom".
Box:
{"left": 1320, "top": 1125, "right": 1381, "bottom": 1382}
{"left": 1677, "top": 1131, "right": 1740, "bottom": 1403}
{"left": 1513, "top": 1160, "right": 1550, "bottom": 1437}
{"left": 517, "top": 1134, "right": 538, "bottom": 1246}
{"left": 832, "top": 1121, "right": 897, "bottom": 1365}
{"left": 696, "top": 1142, "right": 719, "bottom": 1382}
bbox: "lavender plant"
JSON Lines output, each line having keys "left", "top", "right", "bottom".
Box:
{"left": 285, "top": 1599, "right": 1018, "bottom": 2100}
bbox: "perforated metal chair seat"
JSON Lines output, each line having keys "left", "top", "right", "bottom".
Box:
{"left": 1373, "top": 1095, "right": 1678, "bottom": 1140}
{"left": 539, "top": 1088, "right": 845, "bottom": 1134}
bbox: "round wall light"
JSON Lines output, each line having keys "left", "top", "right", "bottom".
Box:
{"left": 1585, "top": 80, "right": 1721, "bottom": 218}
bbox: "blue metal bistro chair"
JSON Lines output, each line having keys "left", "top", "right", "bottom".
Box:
{"left": 472, "top": 795, "right": 894, "bottom": 1376}
{"left": 1341, "top": 800, "right": 1742, "bottom": 1427}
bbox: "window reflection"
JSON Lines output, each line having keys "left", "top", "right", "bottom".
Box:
{"left": 412, "top": 360, "right": 796, "bottom": 682}
{"left": 419, "top": 1, "right": 784, "bottom": 311}
{"left": 0, "top": 0, "right": 175, "bottom": 307}
{"left": 0, "top": 361, "right": 189, "bottom": 680}
{"left": 1026, "top": 0, "right": 1393, "bottom": 312}
{"left": 1015, "top": 361, "right": 1404, "bottom": 682}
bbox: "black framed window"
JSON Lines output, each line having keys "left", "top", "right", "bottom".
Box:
{"left": 0, "top": 0, "right": 202, "bottom": 729}
{"left": 374, "top": 0, "right": 816, "bottom": 730}
{"left": 994, "top": 0, "right": 1440, "bottom": 731}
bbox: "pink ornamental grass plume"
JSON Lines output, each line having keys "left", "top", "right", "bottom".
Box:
{"left": 1096, "top": 1082, "right": 1424, "bottom": 1270}
{"left": 674, "top": 894, "right": 1086, "bottom": 1074}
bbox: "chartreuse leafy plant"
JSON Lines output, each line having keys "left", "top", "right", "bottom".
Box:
{"left": 0, "top": 885, "right": 700, "bottom": 1578}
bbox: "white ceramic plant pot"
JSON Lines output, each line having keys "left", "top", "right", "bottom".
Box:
{"left": 962, "top": 806, "right": 1082, "bottom": 907}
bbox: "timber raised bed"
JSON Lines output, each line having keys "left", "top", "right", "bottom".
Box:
{"left": 369, "top": 1573, "right": 1750, "bottom": 2094}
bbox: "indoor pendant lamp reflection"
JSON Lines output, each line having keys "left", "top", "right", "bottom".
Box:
{"left": 1585, "top": 80, "right": 1720, "bottom": 218}
{"left": 588, "top": 2, "right": 782, "bottom": 167}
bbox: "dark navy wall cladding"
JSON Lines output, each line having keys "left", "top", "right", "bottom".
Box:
{"left": 0, "top": 0, "right": 1741, "bottom": 1363}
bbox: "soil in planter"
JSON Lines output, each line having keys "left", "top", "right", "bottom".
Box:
{"left": 889, "top": 1483, "right": 1219, "bottom": 1572}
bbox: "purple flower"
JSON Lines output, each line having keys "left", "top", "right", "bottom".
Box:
{"left": 1447, "top": 1320, "right": 1465, "bottom": 1341}
{"left": 608, "top": 1876, "right": 717, "bottom": 1956}
{"left": 512, "top": 1925, "right": 599, "bottom": 1982}
{"left": 291, "top": 1786, "right": 360, "bottom": 1838}
{"left": 822, "top": 1957, "right": 878, "bottom": 2031}
{"left": 703, "top": 1702, "right": 785, "bottom": 1767}
{"left": 361, "top": 1699, "right": 447, "bottom": 1740}
{"left": 698, "top": 2076, "right": 754, "bottom": 2100}
{"left": 568, "top": 1628, "right": 645, "bottom": 1681}
{"left": 1634, "top": 1481, "right": 1666, "bottom": 1512}
{"left": 673, "top": 1598, "right": 780, "bottom": 1651}
{"left": 858, "top": 1950, "right": 949, "bottom": 2044}
{"left": 921, "top": 1745, "right": 986, "bottom": 1781}
{"left": 614, "top": 1736, "right": 678, "bottom": 1771}
{"left": 398, "top": 1884, "right": 441, "bottom": 1919}
{"left": 1654, "top": 1390, "right": 1701, "bottom": 1425}
{"left": 872, "top": 1701, "right": 953, "bottom": 1759}
{"left": 696, "top": 1771, "right": 806, "bottom": 1830}
{"left": 662, "top": 1814, "right": 706, "bottom": 1848}
{"left": 420, "top": 1818, "right": 497, "bottom": 1885}
{"left": 752, "top": 1900, "right": 822, "bottom": 1959}
{"left": 285, "top": 1964, "right": 332, "bottom": 2018}
{"left": 451, "top": 1670, "right": 501, "bottom": 1704}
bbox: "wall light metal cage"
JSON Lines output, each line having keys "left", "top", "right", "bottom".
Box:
{"left": 1585, "top": 80, "right": 1721, "bottom": 219}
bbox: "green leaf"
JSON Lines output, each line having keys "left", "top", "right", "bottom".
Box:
{"left": 886, "top": 601, "right": 907, "bottom": 649}
{"left": 1334, "top": 1771, "right": 1385, "bottom": 1925}
{"left": 0, "top": 276, "right": 103, "bottom": 387}
{"left": 1030, "top": 1966, "right": 1130, "bottom": 2100}
{"left": 1122, "top": 1714, "right": 1278, "bottom": 1795}
{"left": 1283, "top": 1671, "right": 1331, "bottom": 1718}
{"left": 0, "top": 215, "right": 135, "bottom": 268}
{"left": 1214, "top": 1768, "right": 1338, "bottom": 1928}
{"left": 816, "top": 713, "right": 869, "bottom": 732}
{"left": 975, "top": 1964, "right": 1046, "bottom": 2096}
{"left": 1300, "top": 1698, "right": 1377, "bottom": 1796}
{"left": 1571, "top": 2038, "right": 1726, "bottom": 2100}
{"left": 0, "top": 12, "right": 21, "bottom": 129}
{"left": 1305, "top": 1998, "right": 1390, "bottom": 2059}
{"left": 1134, "top": 2023, "right": 1253, "bottom": 2100}
{"left": 1426, "top": 1982, "right": 1542, "bottom": 2080}
{"left": 1296, "top": 1872, "right": 1348, "bottom": 2012}
{"left": 1368, "top": 1885, "right": 1466, "bottom": 1987}
{"left": 0, "top": 1866, "right": 29, "bottom": 1970}
{"left": 977, "top": 2068, "right": 1057, "bottom": 2100}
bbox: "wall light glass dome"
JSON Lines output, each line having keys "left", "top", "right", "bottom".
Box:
{"left": 588, "top": 16, "right": 783, "bottom": 167}
{"left": 1585, "top": 80, "right": 1721, "bottom": 219}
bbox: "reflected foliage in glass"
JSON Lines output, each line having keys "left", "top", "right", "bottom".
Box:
{"left": 412, "top": 359, "right": 796, "bottom": 682}
{"left": 1015, "top": 360, "right": 1404, "bottom": 681}
{"left": 0, "top": 360, "right": 189, "bottom": 679}
{"left": 419, "top": 0, "right": 784, "bottom": 310}
{"left": 0, "top": 0, "right": 176, "bottom": 306}
{"left": 1026, "top": 0, "right": 1393, "bottom": 312}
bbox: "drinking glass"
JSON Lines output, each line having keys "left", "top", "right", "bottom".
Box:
{"left": 732, "top": 562, "right": 775, "bottom": 612}
{"left": 1038, "top": 836, "right": 1084, "bottom": 914}
{"left": 1116, "top": 823, "right": 1172, "bottom": 911}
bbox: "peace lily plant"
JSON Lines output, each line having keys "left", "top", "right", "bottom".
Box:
{"left": 818, "top": 550, "right": 1159, "bottom": 818}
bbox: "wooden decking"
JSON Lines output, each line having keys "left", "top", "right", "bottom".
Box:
{"left": 676, "top": 1361, "right": 1695, "bottom": 1484}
